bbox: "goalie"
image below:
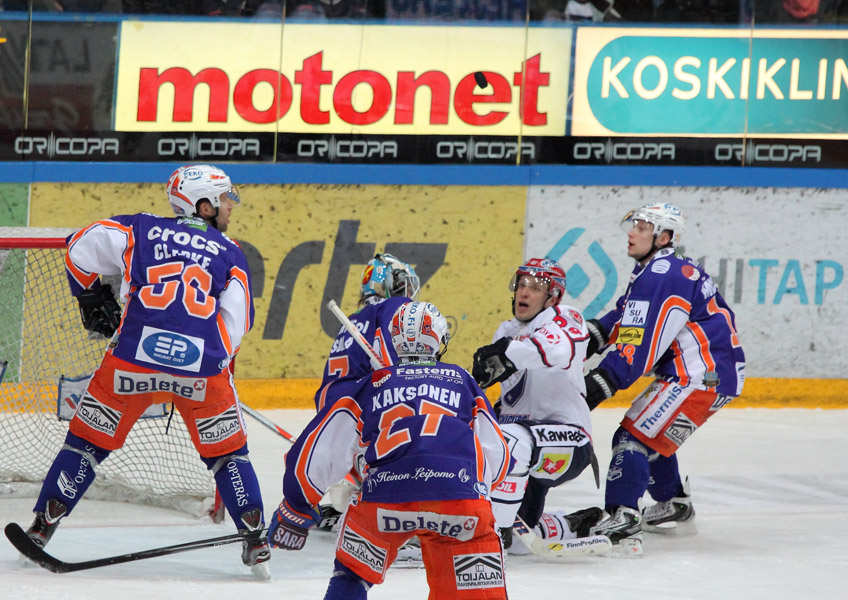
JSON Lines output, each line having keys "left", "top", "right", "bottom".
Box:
{"left": 20, "top": 165, "right": 270, "bottom": 578}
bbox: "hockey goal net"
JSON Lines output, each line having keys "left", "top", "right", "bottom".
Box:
{"left": 0, "top": 227, "right": 215, "bottom": 516}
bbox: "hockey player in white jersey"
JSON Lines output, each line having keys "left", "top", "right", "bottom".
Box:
{"left": 472, "top": 258, "right": 602, "bottom": 553}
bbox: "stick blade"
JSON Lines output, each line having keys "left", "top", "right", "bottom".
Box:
{"left": 5, "top": 522, "right": 69, "bottom": 573}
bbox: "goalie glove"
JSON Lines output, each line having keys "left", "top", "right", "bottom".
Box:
{"left": 472, "top": 337, "right": 518, "bottom": 388}
{"left": 77, "top": 284, "right": 122, "bottom": 338}
{"left": 585, "top": 319, "right": 610, "bottom": 356}
{"left": 584, "top": 368, "right": 617, "bottom": 410}
{"left": 267, "top": 501, "right": 314, "bottom": 551}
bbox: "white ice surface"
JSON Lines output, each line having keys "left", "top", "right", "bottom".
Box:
{"left": 2, "top": 408, "right": 846, "bottom": 599}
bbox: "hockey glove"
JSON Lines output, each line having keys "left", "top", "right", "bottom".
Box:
{"left": 584, "top": 368, "right": 617, "bottom": 410}
{"left": 267, "top": 501, "right": 314, "bottom": 551}
{"left": 585, "top": 319, "right": 610, "bottom": 356}
{"left": 77, "top": 284, "right": 122, "bottom": 338}
{"left": 472, "top": 337, "right": 518, "bottom": 388}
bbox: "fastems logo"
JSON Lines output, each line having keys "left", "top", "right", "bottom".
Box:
{"left": 136, "top": 52, "right": 551, "bottom": 128}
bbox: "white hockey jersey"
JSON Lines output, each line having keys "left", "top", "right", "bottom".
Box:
{"left": 495, "top": 303, "right": 592, "bottom": 435}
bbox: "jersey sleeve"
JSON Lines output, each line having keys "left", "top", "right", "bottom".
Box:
{"left": 504, "top": 306, "right": 589, "bottom": 372}
{"left": 282, "top": 392, "right": 363, "bottom": 520}
{"left": 469, "top": 377, "right": 511, "bottom": 489}
{"left": 216, "top": 259, "right": 254, "bottom": 357}
{"left": 65, "top": 217, "right": 135, "bottom": 296}
{"left": 599, "top": 260, "right": 694, "bottom": 390}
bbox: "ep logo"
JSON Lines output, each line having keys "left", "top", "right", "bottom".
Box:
{"left": 545, "top": 228, "right": 617, "bottom": 319}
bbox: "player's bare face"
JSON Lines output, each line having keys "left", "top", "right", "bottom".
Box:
{"left": 215, "top": 196, "right": 235, "bottom": 232}
{"left": 627, "top": 220, "right": 656, "bottom": 264}
{"left": 513, "top": 275, "right": 551, "bottom": 322}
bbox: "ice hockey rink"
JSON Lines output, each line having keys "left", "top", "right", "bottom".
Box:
{"left": 2, "top": 406, "right": 846, "bottom": 600}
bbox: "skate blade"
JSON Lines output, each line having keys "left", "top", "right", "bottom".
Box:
{"left": 390, "top": 558, "right": 425, "bottom": 569}
{"left": 644, "top": 519, "right": 698, "bottom": 536}
{"left": 606, "top": 537, "right": 643, "bottom": 558}
{"left": 250, "top": 561, "right": 272, "bottom": 581}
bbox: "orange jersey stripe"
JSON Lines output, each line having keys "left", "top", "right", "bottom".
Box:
{"left": 645, "top": 296, "right": 691, "bottom": 374}
{"left": 294, "top": 396, "right": 363, "bottom": 505}
{"left": 687, "top": 322, "right": 717, "bottom": 373}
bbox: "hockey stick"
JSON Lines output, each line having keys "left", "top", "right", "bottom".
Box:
{"left": 4, "top": 522, "right": 265, "bottom": 574}
{"left": 240, "top": 402, "right": 296, "bottom": 444}
{"left": 326, "top": 299, "right": 391, "bottom": 370}
{"left": 512, "top": 517, "right": 611, "bottom": 559}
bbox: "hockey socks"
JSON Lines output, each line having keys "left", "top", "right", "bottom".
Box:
{"left": 324, "top": 560, "right": 371, "bottom": 600}
{"left": 205, "top": 446, "right": 265, "bottom": 526}
{"left": 647, "top": 452, "right": 684, "bottom": 502}
{"left": 604, "top": 428, "right": 650, "bottom": 511}
{"left": 34, "top": 432, "right": 110, "bottom": 516}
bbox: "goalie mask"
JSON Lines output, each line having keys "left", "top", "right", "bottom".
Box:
{"left": 620, "top": 203, "right": 685, "bottom": 248}
{"left": 167, "top": 164, "right": 241, "bottom": 219}
{"left": 390, "top": 302, "right": 450, "bottom": 364}
{"left": 360, "top": 253, "right": 421, "bottom": 305}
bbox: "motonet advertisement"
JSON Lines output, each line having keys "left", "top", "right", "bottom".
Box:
{"left": 572, "top": 28, "right": 848, "bottom": 137}
{"left": 115, "top": 22, "right": 570, "bottom": 136}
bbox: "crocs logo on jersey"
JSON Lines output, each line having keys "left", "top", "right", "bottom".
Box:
{"left": 545, "top": 227, "right": 617, "bottom": 319}
{"left": 135, "top": 326, "right": 204, "bottom": 372}
{"left": 377, "top": 509, "right": 478, "bottom": 541}
{"left": 114, "top": 369, "right": 206, "bottom": 401}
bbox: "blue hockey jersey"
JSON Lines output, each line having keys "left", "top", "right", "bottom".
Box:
{"left": 285, "top": 362, "right": 511, "bottom": 523}
{"left": 314, "top": 296, "right": 411, "bottom": 410}
{"left": 597, "top": 248, "right": 745, "bottom": 397}
{"left": 65, "top": 213, "right": 254, "bottom": 377}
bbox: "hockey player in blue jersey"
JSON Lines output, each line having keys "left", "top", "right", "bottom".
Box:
{"left": 314, "top": 253, "right": 420, "bottom": 412}
{"left": 22, "top": 165, "right": 271, "bottom": 577}
{"left": 267, "top": 302, "right": 511, "bottom": 600}
{"left": 582, "top": 203, "right": 746, "bottom": 555}
{"left": 314, "top": 253, "right": 420, "bottom": 529}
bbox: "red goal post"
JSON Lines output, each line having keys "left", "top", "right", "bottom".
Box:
{"left": 0, "top": 227, "right": 215, "bottom": 516}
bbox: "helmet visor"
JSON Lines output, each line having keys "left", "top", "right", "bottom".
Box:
{"left": 221, "top": 185, "right": 241, "bottom": 206}
{"left": 509, "top": 272, "right": 552, "bottom": 294}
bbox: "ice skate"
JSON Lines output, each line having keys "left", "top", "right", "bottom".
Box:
{"left": 392, "top": 536, "right": 424, "bottom": 568}
{"left": 643, "top": 479, "right": 697, "bottom": 535}
{"left": 239, "top": 509, "right": 271, "bottom": 580}
{"left": 20, "top": 499, "right": 67, "bottom": 566}
{"left": 590, "top": 506, "right": 643, "bottom": 557}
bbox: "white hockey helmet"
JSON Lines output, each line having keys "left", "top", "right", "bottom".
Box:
{"left": 360, "top": 253, "right": 421, "bottom": 303}
{"left": 508, "top": 257, "right": 567, "bottom": 301}
{"left": 620, "top": 203, "right": 685, "bottom": 247}
{"left": 390, "top": 302, "right": 450, "bottom": 364}
{"left": 166, "top": 164, "right": 240, "bottom": 218}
